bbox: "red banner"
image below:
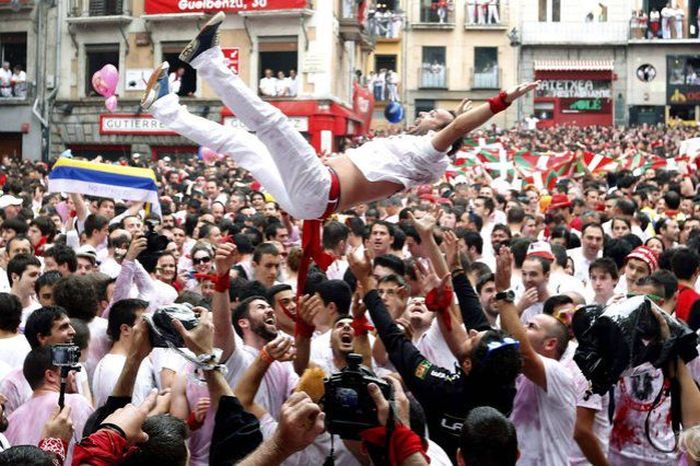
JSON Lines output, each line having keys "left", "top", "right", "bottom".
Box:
{"left": 145, "top": 0, "right": 308, "bottom": 15}
{"left": 352, "top": 82, "right": 374, "bottom": 135}
{"left": 221, "top": 47, "right": 240, "bottom": 75}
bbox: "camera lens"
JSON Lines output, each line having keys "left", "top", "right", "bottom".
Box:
{"left": 335, "top": 387, "right": 359, "bottom": 409}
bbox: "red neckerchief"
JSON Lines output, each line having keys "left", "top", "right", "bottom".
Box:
{"left": 425, "top": 285, "right": 454, "bottom": 331}
{"left": 34, "top": 236, "right": 49, "bottom": 256}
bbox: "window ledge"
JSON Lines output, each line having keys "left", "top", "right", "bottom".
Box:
{"left": 66, "top": 15, "right": 133, "bottom": 25}
{"left": 142, "top": 13, "right": 205, "bottom": 22}
{"left": 628, "top": 38, "right": 700, "bottom": 44}
{"left": 412, "top": 22, "right": 455, "bottom": 30}
{"left": 239, "top": 8, "right": 313, "bottom": 18}
{"left": 464, "top": 24, "right": 507, "bottom": 30}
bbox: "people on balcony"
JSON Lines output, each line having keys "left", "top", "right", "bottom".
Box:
{"left": 649, "top": 8, "right": 661, "bottom": 38}
{"left": 487, "top": 0, "right": 500, "bottom": 24}
{"left": 386, "top": 70, "right": 400, "bottom": 101}
{"left": 0, "top": 62, "right": 12, "bottom": 98}
{"left": 661, "top": 3, "right": 672, "bottom": 39}
{"left": 259, "top": 69, "right": 277, "bottom": 98}
{"left": 10, "top": 66, "right": 26, "bottom": 99}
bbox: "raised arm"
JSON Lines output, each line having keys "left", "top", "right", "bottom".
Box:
{"left": 69, "top": 192, "right": 89, "bottom": 223}
{"left": 495, "top": 247, "right": 547, "bottom": 390}
{"left": 293, "top": 294, "right": 322, "bottom": 376}
{"left": 431, "top": 82, "right": 539, "bottom": 152}
{"left": 213, "top": 243, "right": 238, "bottom": 362}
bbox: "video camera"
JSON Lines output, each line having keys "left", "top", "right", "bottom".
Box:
{"left": 573, "top": 296, "right": 698, "bottom": 396}
{"left": 323, "top": 353, "right": 393, "bottom": 440}
{"left": 50, "top": 344, "right": 82, "bottom": 409}
{"left": 143, "top": 303, "right": 199, "bottom": 348}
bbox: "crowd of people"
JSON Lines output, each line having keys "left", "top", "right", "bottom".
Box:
{"left": 1, "top": 12, "right": 700, "bottom": 466}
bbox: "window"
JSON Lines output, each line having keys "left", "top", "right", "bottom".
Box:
{"left": 89, "top": 0, "right": 123, "bottom": 16}
{"left": 163, "top": 44, "right": 197, "bottom": 97}
{"left": 420, "top": 0, "right": 451, "bottom": 23}
{"left": 414, "top": 99, "right": 435, "bottom": 119}
{"left": 538, "top": 0, "right": 547, "bottom": 21}
{"left": 538, "top": 0, "right": 560, "bottom": 22}
{"left": 420, "top": 46, "right": 446, "bottom": 89}
{"left": 552, "top": 0, "right": 560, "bottom": 21}
{"left": 0, "top": 33, "right": 28, "bottom": 99}
{"left": 473, "top": 47, "right": 498, "bottom": 89}
{"left": 85, "top": 44, "right": 119, "bottom": 97}
{"left": 258, "top": 37, "right": 298, "bottom": 98}
{"left": 534, "top": 101, "right": 554, "bottom": 120}
{"left": 669, "top": 105, "right": 696, "bottom": 121}
{"left": 375, "top": 55, "right": 397, "bottom": 73}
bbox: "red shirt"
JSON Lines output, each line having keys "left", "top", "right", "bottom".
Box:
{"left": 675, "top": 284, "right": 700, "bottom": 322}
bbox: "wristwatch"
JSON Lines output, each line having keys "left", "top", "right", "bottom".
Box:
{"left": 494, "top": 290, "right": 515, "bottom": 303}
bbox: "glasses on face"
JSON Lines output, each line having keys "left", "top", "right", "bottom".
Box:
{"left": 484, "top": 337, "right": 520, "bottom": 361}
{"left": 193, "top": 256, "right": 212, "bottom": 265}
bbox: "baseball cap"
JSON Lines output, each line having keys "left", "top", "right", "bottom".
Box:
{"left": 526, "top": 241, "right": 555, "bottom": 261}
{"left": 76, "top": 245, "right": 100, "bottom": 265}
{"left": 547, "top": 194, "right": 572, "bottom": 211}
{"left": 0, "top": 195, "right": 23, "bottom": 209}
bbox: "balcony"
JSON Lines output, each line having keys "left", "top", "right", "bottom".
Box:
{"left": 68, "top": 0, "right": 131, "bottom": 17}
{"left": 366, "top": 10, "right": 403, "bottom": 40}
{"left": 338, "top": 0, "right": 363, "bottom": 41}
{"left": 464, "top": 2, "right": 507, "bottom": 30}
{"left": 0, "top": 0, "right": 32, "bottom": 12}
{"left": 471, "top": 68, "right": 499, "bottom": 89}
{"left": 521, "top": 21, "right": 629, "bottom": 45}
{"left": 0, "top": 82, "right": 35, "bottom": 105}
{"left": 413, "top": 5, "right": 454, "bottom": 29}
{"left": 419, "top": 65, "right": 448, "bottom": 89}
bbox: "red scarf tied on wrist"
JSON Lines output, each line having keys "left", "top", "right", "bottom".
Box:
{"left": 360, "top": 424, "right": 430, "bottom": 465}
{"left": 73, "top": 429, "right": 139, "bottom": 466}
{"left": 425, "top": 285, "right": 453, "bottom": 331}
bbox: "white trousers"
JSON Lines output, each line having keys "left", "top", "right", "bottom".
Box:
{"left": 151, "top": 47, "right": 330, "bottom": 219}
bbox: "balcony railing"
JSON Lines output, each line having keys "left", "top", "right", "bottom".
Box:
{"left": 416, "top": 5, "right": 454, "bottom": 26}
{"left": 0, "top": 82, "right": 35, "bottom": 104}
{"left": 629, "top": 17, "right": 700, "bottom": 41}
{"left": 464, "top": 2, "right": 506, "bottom": 28}
{"left": 419, "top": 65, "right": 448, "bottom": 89}
{"left": 521, "top": 21, "right": 629, "bottom": 45}
{"left": 366, "top": 10, "right": 403, "bottom": 39}
{"left": 472, "top": 68, "right": 499, "bottom": 89}
{"left": 338, "top": 0, "right": 364, "bottom": 41}
{"left": 69, "top": 0, "right": 131, "bottom": 16}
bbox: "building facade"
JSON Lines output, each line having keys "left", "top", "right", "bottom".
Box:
{"left": 518, "top": 0, "right": 700, "bottom": 127}
{"left": 2, "top": 0, "right": 376, "bottom": 161}
{"left": 402, "top": 0, "right": 519, "bottom": 128}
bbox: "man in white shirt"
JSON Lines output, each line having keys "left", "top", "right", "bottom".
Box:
{"left": 10, "top": 65, "right": 26, "bottom": 99}
{"left": 274, "top": 71, "right": 287, "bottom": 96}
{"left": 518, "top": 250, "right": 552, "bottom": 323}
{"left": 0, "top": 62, "right": 11, "bottom": 98}
{"left": 287, "top": 69, "right": 298, "bottom": 97}
{"left": 168, "top": 66, "right": 185, "bottom": 95}
{"left": 259, "top": 68, "right": 277, "bottom": 97}
{"left": 568, "top": 223, "right": 604, "bottom": 284}
{"left": 8, "top": 254, "right": 42, "bottom": 326}
{"left": 92, "top": 298, "right": 154, "bottom": 407}
{"left": 252, "top": 243, "right": 282, "bottom": 288}
{"left": 0, "top": 293, "right": 30, "bottom": 369}
{"left": 495, "top": 248, "right": 576, "bottom": 466}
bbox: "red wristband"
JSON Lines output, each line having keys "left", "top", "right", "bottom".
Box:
{"left": 187, "top": 411, "right": 204, "bottom": 431}
{"left": 259, "top": 347, "right": 274, "bottom": 365}
{"left": 425, "top": 286, "right": 454, "bottom": 332}
{"left": 214, "top": 273, "right": 230, "bottom": 293}
{"left": 351, "top": 315, "right": 375, "bottom": 336}
{"left": 487, "top": 90, "right": 510, "bottom": 114}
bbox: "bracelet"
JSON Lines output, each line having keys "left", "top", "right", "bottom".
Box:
{"left": 487, "top": 90, "right": 510, "bottom": 114}
{"left": 351, "top": 315, "right": 375, "bottom": 336}
{"left": 214, "top": 273, "right": 230, "bottom": 293}
{"left": 259, "top": 347, "right": 275, "bottom": 365}
{"left": 295, "top": 320, "right": 316, "bottom": 339}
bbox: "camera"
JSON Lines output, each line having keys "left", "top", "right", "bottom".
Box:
{"left": 323, "top": 353, "right": 393, "bottom": 440}
{"left": 50, "top": 344, "right": 81, "bottom": 367}
{"left": 144, "top": 303, "right": 199, "bottom": 348}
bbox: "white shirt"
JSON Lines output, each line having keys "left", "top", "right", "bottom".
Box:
{"left": 274, "top": 78, "right": 288, "bottom": 96}
{"left": 521, "top": 301, "right": 544, "bottom": 323}
{"left": 168, "top": 72, "right": 182, "bottom": 94}
{"left": 548, "top": 270, "right": 584, "bottom": 296}
{"left": 415, "top": 318, "right": 458, "bottom": 370}
{"left": 0, "top": 68, "right": 11, "bottom": 87}
{"left": 0, "top": 335, "right": 30, "bottom": 370}
{"left": 242, "top": 345, "right": 298, "bottom": 420}
{"left": 567, "top": 247, "right": 601, "bottom": 285}
{"left": 92, "top": 353, "right": 155, "bottom": 408}
{"left": 259, "top": 77, "right": 277, "bottom": 97}
{"left": 345, "top": 133, "right": 448, "bottom": 189}
{"left": 510, "top": 355, "right": 576, "bottom": 466}
{"left": 561, "top": 342, "right": 611, "bottom": 465}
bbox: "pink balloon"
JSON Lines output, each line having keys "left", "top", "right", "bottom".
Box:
{"left": 105, "top": 95, "right": 118, "bottom": 112}
{"left": 200, "top": 147, "right": 222, "bottom": 164}
{"left": 92, "top": 64, "right": 119, "bottom": 97}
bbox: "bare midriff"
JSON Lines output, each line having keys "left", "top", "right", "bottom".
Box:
{"left": 326, "top": 155, "right": 404, "bottom": 211}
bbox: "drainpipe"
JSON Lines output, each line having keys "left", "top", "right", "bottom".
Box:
{"left": 44, "top": 0, "right": 62, "bottom": 161}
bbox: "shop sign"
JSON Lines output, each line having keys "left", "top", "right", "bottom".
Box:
{"left": 100, "top": 114, "right": 177, "bottom": 135}
{"left": 223, "top": 115, "right": 308, "bottom": 132}
{"left": 145, "top": 0, "right": 307, "bottom": 15}
{"left": 667, "top": 56, "right": 700, "bottom": 105}
{"left": 221, "top": 48, "right": 240, "bottom": 75}
{"left": 536, "top": 80, "right": 612, "bottom": 99}
{"left": 560, "top": 98, "right": 612, "bottom": 114}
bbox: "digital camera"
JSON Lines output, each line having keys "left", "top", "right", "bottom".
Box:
{"left": 50, "top": 344, "right": 81, "bottom": 367}
{"left": 144, "top": 303, "right": 199, "bottom": 348}
{"left": 323, "top": 353, "right": 393, "bottom": 440}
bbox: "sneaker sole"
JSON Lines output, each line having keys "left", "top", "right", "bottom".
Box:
{"left": 179, "top": 11, "right": 225, "bottom": 63}
{"left": 140, "top": 62, "right": 169, "bottom": 109}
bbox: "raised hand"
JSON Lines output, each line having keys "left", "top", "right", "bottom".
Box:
{"left": 407, "top": 209, "right": 441, "bottom": 239}
{"left": 504, "top": 81, "right": 540, "bottom": 104}
{"left": 347, "top": 247, "right": 373, "bottom": 282}
{"left": 172, "top": 308, "right": 215, "bottom": 356}
{"left": 214, "top": 243, "right": 239, "bottom": 275}
{"left": 517, "top": 287, "right": 539, "bottom": 313}
{"left": 264, "top": 335, "right": 296, "bottom": 362}
{"left": 298, "top": 294, "right": 323, "bottom": 327}
{"left": 455, "top": 98, "right": 473, "bottom": 116}
{"left": 494, "top": 247, "right": 513, "bottom": 291}
{"left": 273, "top": 392, "right": 325, "bottom": 455}
{"left": 41, "top": 405, "right": 74, "bottom": 442}
{"left": 125, "top": 236, "right": 147, "bottom": 262}
{"left": 441, "top": 230, "right": 460, "bottom": 270}
{"left": 101, "top": 389, "right": 159, "bottom": 445}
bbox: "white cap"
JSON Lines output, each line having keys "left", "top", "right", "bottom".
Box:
{"left": 76, "top": 244, "right": 100, "bottom": 265}
{"left": 0, "top": 195, "right": 23, "bottom": 209}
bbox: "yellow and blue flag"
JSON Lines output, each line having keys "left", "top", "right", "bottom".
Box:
{"left": 48, "top": 158, "right": 161, "bottom": 216}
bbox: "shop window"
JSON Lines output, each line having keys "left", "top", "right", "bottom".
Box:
{"left": 258, "top": 37, "right": 298, "bottom": 98}
{"left": 0, "top": 133, "right": 22, "bottom": 160}
{"left": 534, "top": 101, "right": 554, "bottom": 120}
{"left": 669, "top": 105, "right": 696, "bottom": 121}
{"left": 86, "top": 44, "right": 119, "bottom": 97}
{"left": 163, "top": 44, "right": 197, "bottom": 97}
{"left": 420, "top": 46, "right": 447, "bottom": 89}
{"left": 414, "top": 99, "right": 435, "bottom": 119}
{"left": 67, "top": 144, "right": 131, "bottom": 161}
{"left": 376, "top": 0, "right": 397, "bottom": 12}
{"left": 473, "top": 47, "right": 498, "bottom": 89}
